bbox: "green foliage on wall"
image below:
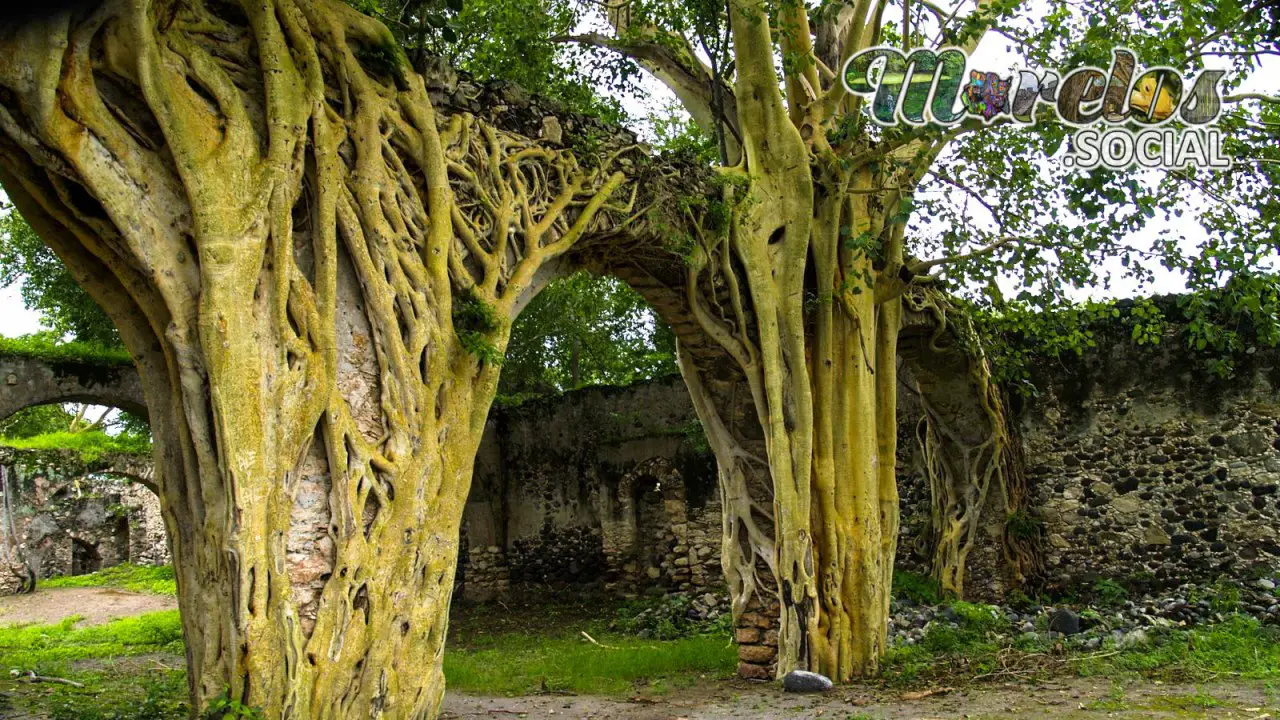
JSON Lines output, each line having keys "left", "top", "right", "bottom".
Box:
{"left": 0, "top": 333, "right": 131, "bottom": 366}
{"left": 1, "top": 430, "right": 152, "bottom": 462}
{"left": 970, "top": 275, "right": 1280, "bottom": 395}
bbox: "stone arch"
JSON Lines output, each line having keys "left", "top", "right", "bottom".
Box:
{"left": 604, "top": 457, "right": 688, "bottom": 591}
{"left": 0, "top": 12, "right": 1015, "bottom": 696}
{"left": 0, "top": 353, "right": 147, "bottom": 424}
{"left": 70, "top": 535, "right": 103, "bottom": 575}
{"left": 547, "top": 250, "right": 1010, "bottom": 663}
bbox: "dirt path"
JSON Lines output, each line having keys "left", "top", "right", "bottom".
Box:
{"left": 0, "top": 587, "right": 176, "bottom": 627}
{"left": 443, "top": 678, "right": 1279, "bottom": 719}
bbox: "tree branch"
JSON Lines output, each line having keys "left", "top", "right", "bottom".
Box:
{"left": 908, "top": 235, "right": 1028, "bottom": 274}
{"left": 1225, "top": 92, "right": 1280, "bottom": 104}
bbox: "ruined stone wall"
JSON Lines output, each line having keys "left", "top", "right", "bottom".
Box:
{"left": 458, "top": 378, "right": 723, "bottom": 601}
{"left": 1019, "top": 342, "right": 1280, "bottom": 595}
{"left": 466, "top": 340, "right": 1280, "bottom": 606}
{"left": 891, "top": 337, "right": 1280, "bottom": 601}
{"left": 0, "top": 465, "right": 169, "bottom": 586}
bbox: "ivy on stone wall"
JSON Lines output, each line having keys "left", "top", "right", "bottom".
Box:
{"left": 971, "top": 275, "right": 1280, "bottom": 396}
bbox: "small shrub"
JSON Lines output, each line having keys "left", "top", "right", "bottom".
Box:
{"left": 893, "top": 570, "right": 943, "bottom": 605}
{"left": 453, "top": 287, "right": 504, "bottom": 365}
{"left": 1006, "top": 588, "right": 1035, "bottom": 610}
{"left": 1186, "top": 577, "right": 1242, "bottom": 613}
{"left": 919, "top": 601, "right": 1004, "bottom": 654}
{"left": 1005, "top": 511, "right": 1044, "bottom": 539}
{"left": 203, "top": 695, "right": 265, "bottom": 720}
{"left": 1092, "top": 578, "right": 1129, "bottom": 606}
{"left": 949, "top": 601, "right": 1005, "bottom": 634}
{"left": 1210, "top": 579, "right": 1242, "bottom": 613}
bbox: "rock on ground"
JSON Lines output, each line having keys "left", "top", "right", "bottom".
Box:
{"left": 781, "top": 670, "right": 832, "bottom": 693}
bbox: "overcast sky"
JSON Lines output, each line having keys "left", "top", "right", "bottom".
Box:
{"left": 1, "top": 4, "right": 1276, "bottom": 340}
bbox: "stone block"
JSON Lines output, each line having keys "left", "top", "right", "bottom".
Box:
{"left": 738, "top": 644, "right": 777, "bottom": 664}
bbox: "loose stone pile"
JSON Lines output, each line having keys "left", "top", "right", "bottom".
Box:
{"left": 606, "top": 590, "right": 732, "bottom": 640}
{"left": 888, "top": 577, "right": 1280, "bottom": 649}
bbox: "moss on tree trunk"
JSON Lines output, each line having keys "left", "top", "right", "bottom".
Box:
{"left": 0, "top": 1, "right": 647, "bottom": 714}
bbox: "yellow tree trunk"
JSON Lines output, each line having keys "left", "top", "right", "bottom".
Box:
{"left": 0, "top": 1, "right": 638, "bottom": 715}
{"left": 571, "top": 0, "right": 1010, "bottom": 682}
{"left": 676, "top": 0, "right": 922, "bottom": 674}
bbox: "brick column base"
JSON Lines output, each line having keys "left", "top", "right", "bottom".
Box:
{"left": 734, "top": 593, "right": 780, "bottom": 680}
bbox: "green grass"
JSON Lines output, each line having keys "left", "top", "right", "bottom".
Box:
{"left": 0, "top": 335, "right": 132, "bottom": 366}
{"left": 1146, "top": 690, "right": 1223, "bottom": 711}
{"left": 0, "top": 611, "right": 188, "bottom": 719}
{"left": 1076, "top": 615, "right": 1280, "bottom": 680}
{"left": 887, "top": 608, "right": 1280, "bottom": 686}
{"left": 444, "top": 631, "right": 737, "bottom": 695}
{"left": 444, "top": 594, "right": 737, "bottom": 694}
{"left": 1, "top": 429, "right": 152, "bottom": 460}
{"left": 0, "top": 611, "right": 183, "bottom": 669}
{"left": 0, "top": 593, "right": 1273, "bottom": 717}
{"left": 893, "top": 570, "right": 944, "bottom": 605}
{"left": 41, "top": 564, "right": 177, "bottom": 596}
{"left": 1083, "top": 682, "right": 1129, "bottom": 711}
{"left": 0, "top": 594, "right": 737, "bottom": 716}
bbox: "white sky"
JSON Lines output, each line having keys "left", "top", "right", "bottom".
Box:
{"left": 0, "top": 284, "right": 41, "bottom": 337}
{"left": 1, "top": 4, "right": 1276, "bottom": 339}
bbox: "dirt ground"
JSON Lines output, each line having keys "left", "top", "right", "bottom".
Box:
{"left": 443, "top": 679, "right": 1279, "bottom": 719}
{"left": 0, "top": 586, "right": 177, "bottom": 627}
{"left": 1, "top": 590, "right": 1276, "bottom": 719}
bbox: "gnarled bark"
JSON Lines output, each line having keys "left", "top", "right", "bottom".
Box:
{"left": 900, "top": 289, "right": 1038, "bottom": 600}
{"left": 0, "top": 1, "right": 654, "bottom": 715}
{"left": 0, "top": 0, "right": 1021, "bottom": 705}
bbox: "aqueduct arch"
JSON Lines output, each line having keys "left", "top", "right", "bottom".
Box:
{"left": 0, "top": 352, "right": 147, "bottom": 423}
{"left": 0, "top": 161, "right": 1005, "bottom": 686}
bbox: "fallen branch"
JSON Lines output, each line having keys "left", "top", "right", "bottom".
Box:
{"left": 580, "top": 630, "right": 621, "bottom": 649}
{"left": 1066, "top": 650, "right": 1122, "bottom": 662}
{"left": 18, "top": 671, "right": 85, "bottom": 688}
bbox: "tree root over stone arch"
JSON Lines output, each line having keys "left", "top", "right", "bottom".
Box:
{"left": 0, "top": 0, "right": 696, "bottom": 714}
{"left": 0, "top": 0, "right": 1044, "bottom": 708}
{"left": 901, "top": 288, "right": 1043, "bottom": 600}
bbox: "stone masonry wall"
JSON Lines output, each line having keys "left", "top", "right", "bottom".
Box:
{"left": 465, "top": 339, "right": 1280, "bottom": 611}
{"left": 458, "top": 379, "right": 723, "bottom": 602}
{"left": 1021, "top": 341, "right": 1280, "bottom": 594}
{"left": 0, "top": 464, "right": 169, "bottom": 589}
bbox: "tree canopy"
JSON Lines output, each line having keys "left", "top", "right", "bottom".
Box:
{"left": 499, "top": 272, "right": 676, "bottom": 398}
